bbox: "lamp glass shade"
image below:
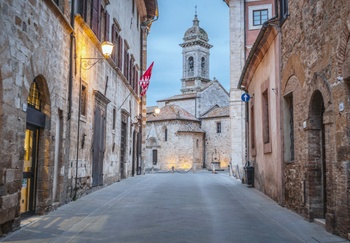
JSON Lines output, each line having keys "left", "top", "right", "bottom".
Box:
{"left": 101, "top": 41, "right": 114, "bottom": 57}
{"left": 154, "top": 107, "right": 160, "bottom": 115}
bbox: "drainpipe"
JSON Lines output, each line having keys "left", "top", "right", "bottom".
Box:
{"left": 68, "top": 0, "right": 75, "bottom": 121}
{"left": 68, "top": 0, "right": 76, "bottom": 199}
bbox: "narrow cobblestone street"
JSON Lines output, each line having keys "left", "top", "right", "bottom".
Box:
{"left": 1, "top": 171, "right": 347, "bottom": 243}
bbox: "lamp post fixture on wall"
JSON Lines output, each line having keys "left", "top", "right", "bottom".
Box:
{"left": 154, "top": 107, "right": 160, "bottom": 116}
{"left": 73, "top": 41, "right": 114, "bottom": 200}
{"left": 80, "top": 41, "right": 114, "bottom": 70}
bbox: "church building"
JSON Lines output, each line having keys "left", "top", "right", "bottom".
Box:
{"left": 145, "top": 13, "right": 230, "bottom": 171}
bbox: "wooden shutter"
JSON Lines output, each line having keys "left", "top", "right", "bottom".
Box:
{"left": 111, "top": 24, "right": 116, "bottom": 63}
{"left": 118, "top": 37, "right": 123, "bottom": 70}
{"left": 91, "top": 0, "right": 101, "bottom": 39}
{"left": 105, "top": 11, "right": 110, "bottom": 41}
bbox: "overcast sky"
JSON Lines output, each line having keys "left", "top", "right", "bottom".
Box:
{"left": 146, "top": 0, "right": 230, "bottom": 107}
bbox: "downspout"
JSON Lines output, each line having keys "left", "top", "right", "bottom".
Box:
{"left": 68, "top": 0, "right": 76, "bottom": 199}
{"left": 68, "top": 0, "right": 75, "bottom": 120}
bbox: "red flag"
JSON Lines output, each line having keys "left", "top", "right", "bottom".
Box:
{"left": 139, "top": 62, "right": 154, "bottom": 96}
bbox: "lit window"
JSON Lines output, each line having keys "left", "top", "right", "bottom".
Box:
{"left": 28, "top": 80, "right": 41, "bottom": 110}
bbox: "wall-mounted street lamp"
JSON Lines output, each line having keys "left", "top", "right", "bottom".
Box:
{"left": 154, "top": 107, "right": 160, "bottom": 116}
{"left": 81, "top": 41, "right": 114, "bottom": 70}
{"left": 74, "top": 41, "right": 114, "bottom": 200}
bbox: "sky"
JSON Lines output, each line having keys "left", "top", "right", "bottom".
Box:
{"left": 146, "top": 0, "right": 230, "bottom": 107}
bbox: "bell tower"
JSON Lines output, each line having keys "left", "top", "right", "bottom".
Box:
{"left": 179, "top": 10, "right": 213, "bottom": 94}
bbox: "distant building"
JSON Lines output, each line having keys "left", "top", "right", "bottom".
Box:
{"left": 0, "top": 0, "right": 158, "bottom": 236}
{"left": 145, "top": 14, "right": 230, "bottom": 171}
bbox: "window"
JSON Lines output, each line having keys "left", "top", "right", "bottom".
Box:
{"left": 132, "top": 0, "right": 135, "bottom": 15}
{"left": 78, "top": 0, "right": 110, "bottom": 41}
{"left": 248, "top": 4, "right": 272, "bottom": 30}
{"left": 80, "top": 84, "right": 87, "bottom": 116}
{"left": 152, "top": 149, "right": 158, "bottom": 165}
{"left": 134, "top": 67, "right": 139, "bottom": 93}
{"left": 284, "top": 93, "right": 294, "bottom": 161}
{"left": 124, "top": 41, "right": 130, "bottom": 79}
{"left": 253, "top": 9, "right": 268, "bottom": 26}
{"left": 261, "top": 83, "right": 272, "bottom": 154}
{"left": 262, "top": 89, "right": 269, "bottom": 144}
{"left": 112, "top": 22, "right": 123, "bottom": 70}
{"left": 201, "top": 57, "right": 206, "bottom": 75}
{"left": 250, "top": 103, "right": 256, "bottom": 156}
{"left": 91, "top": 0, "right": 101, "bottom": 40}
{"left": 216, "top": 122, "right": 221, "bottom": 133}
{"left": 28, "top": 80, "right": 41, "bottom": 110}
{"left": 165, "top": 128, "right": 168, "bottom": 141}
{"left": 129, "top": 56, "right": 135, "bottom": 84}
{"left": 112, "top": 108, "right": 116, "bottom": 130}
{"left": 104, "top": 10, "right": 110, "bottom": 41}
{"left": 188, "top": 56, "right": 194, "bottom": 72}
{"left": 120, "top": 112, "right": 128, "bottom": 163}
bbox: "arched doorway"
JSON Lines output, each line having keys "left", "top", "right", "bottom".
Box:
{"left": 21, "top": 76, "right": 50, "bottom": 215}
{"left": 307, "top": 90, "right": 326, "bottom": 219}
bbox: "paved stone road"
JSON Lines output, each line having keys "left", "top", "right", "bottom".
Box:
{"left": 1, "top": 171, "right": 347, "bottom": 243}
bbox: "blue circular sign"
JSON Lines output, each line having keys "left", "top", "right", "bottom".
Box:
{"left": 241, "top": 93, "right": 251, "bottom": 102}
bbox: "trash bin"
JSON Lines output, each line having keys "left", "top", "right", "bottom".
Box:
{"left": 245, "top": 166, "right": 254, "bottom": 187}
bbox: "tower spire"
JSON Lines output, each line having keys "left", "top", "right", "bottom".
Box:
{"left": 195, "top": 5, "right": 197, "bottom": 17}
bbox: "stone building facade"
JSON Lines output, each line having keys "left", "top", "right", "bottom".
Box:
{"left": 280, "top": 0, "right": 350, "bottom": 238}
{"left": 145, "top": 14, "right": 230, "bottom": 171}
{"left": 0, "top": 0, "right": 158, "bottom": 236}
{"left": 232, "top": 0, "right": 350, "bottom": 239}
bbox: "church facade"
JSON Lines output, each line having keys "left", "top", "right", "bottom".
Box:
{"left": 145, "top": 14, "right": 230, "bottom": 171}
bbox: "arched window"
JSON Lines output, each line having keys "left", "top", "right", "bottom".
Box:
{"left": 28, "top": 79, "right": 41, "bottom": 110}
{"left": 188, "top": 56, "right": 194, "bottom": 72}
{"left": 201, "top": 57, "right": 205, "bottom": 69}
{"left": 201, "top": 57, "right": 206, "bottom": 75}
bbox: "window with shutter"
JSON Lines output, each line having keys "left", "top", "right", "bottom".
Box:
{"left": 105, "top": 11, "right": 110, "bottom": 41}
{"left": 118, "top": 36, "right": 123, "bottom": 70}
{"left": 111, "top": 24, "right": 116, "bottom": 63}
{"left": 91, "top": 0, "right": 101, "bottom": 40}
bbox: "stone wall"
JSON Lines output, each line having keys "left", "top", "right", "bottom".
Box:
{"left": 0, "top": 0, "right": 153, "bottom": 236}
{"left": 145, "top": 120, "right": 203, "bottom": 171}
{"left": 281, "top": 0, "right": 350, "bottom": 238}
{"left": 201, "top": 117, "right": 231, "bottom": 169}
{"left": 0, "top": 0, "right": 71, "bottom": 235}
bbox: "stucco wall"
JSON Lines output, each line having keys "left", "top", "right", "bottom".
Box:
{"left": 247, "top": 36, "right": 281, "bottom": 201}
